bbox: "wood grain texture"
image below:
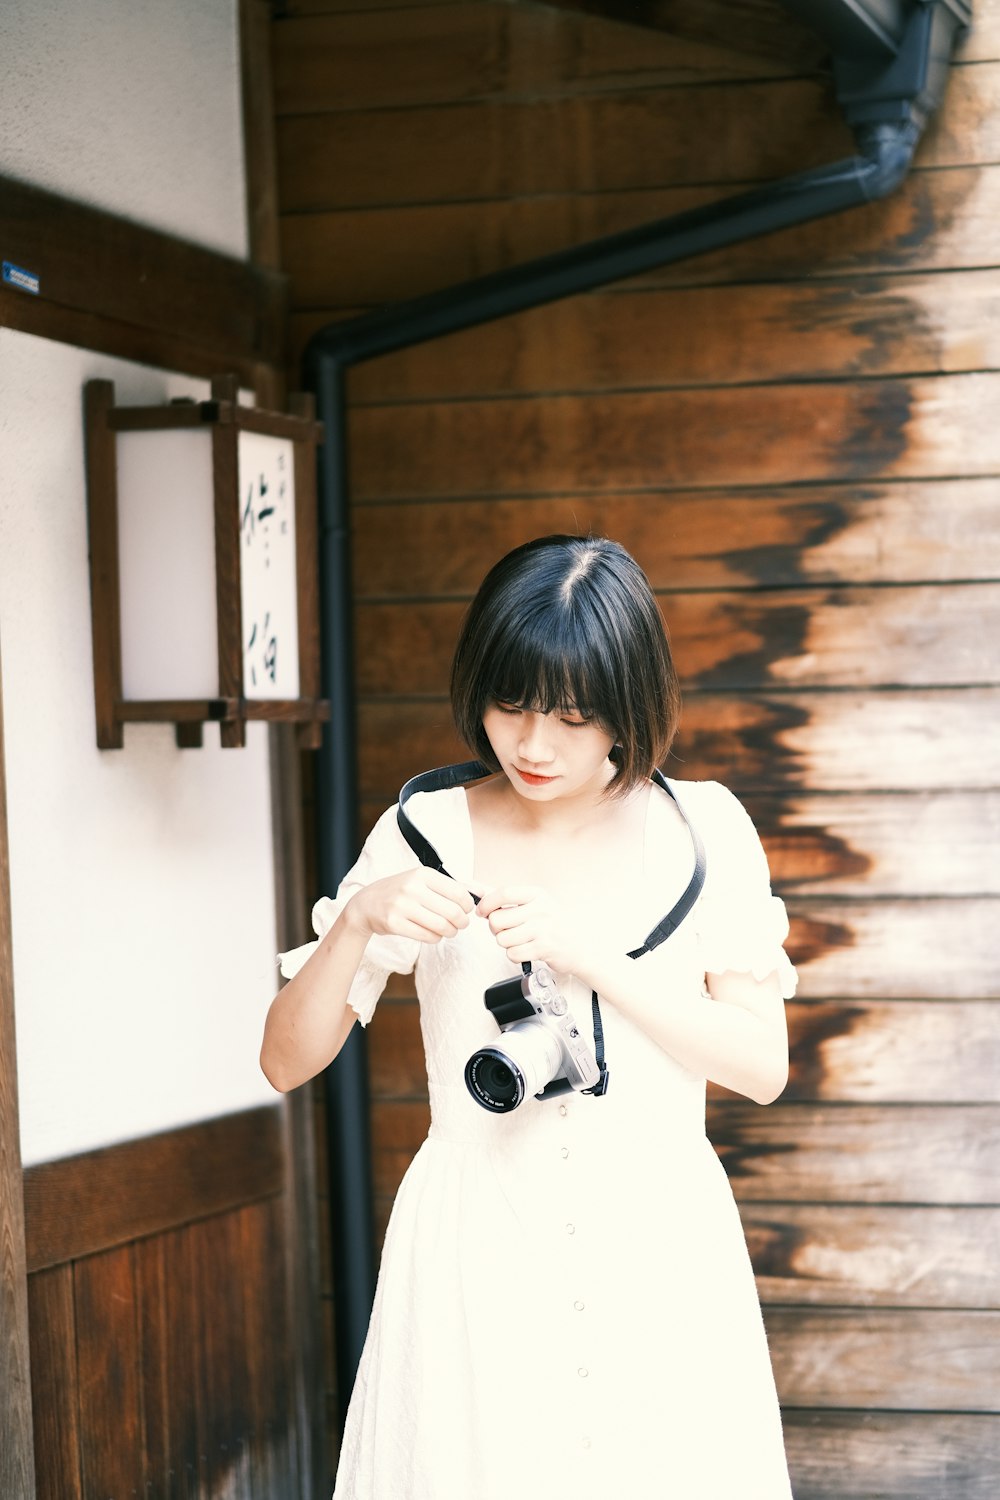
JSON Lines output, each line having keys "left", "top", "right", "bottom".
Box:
{"left": 354, "top": 688, "right": 1000, "bottom": 799}
{"left": 782, "top": 1411, "right": 1000, "bottom": 1500}
{"left": 786, "top": 898, "right": 1000, "bottom": 999}
{"left": 347, "top": 375, "right": 1000, "bottom": 499}
{"left": 275, "top": 75, "right": 852, "bottom": 212}
{"left": 0, "top": 174, "right": 285, "bottom": 369}
{"left": 342, "top": 269, "right": 1000, "bottom": 401}
{"left": 767, "top": 1307, "right": 1000, "bottom": 1411}
{"left": 23, "top": 1105, "right": 283, "bottom": 1272}
{"left": 744, "top": 1203, "right": 1000, "bottom": 1307}
{"left": 27, "top": 1266, "right": 80, "bottom": 1500}
{"left": 349, "top": 482, "right": 1000, "bottom": 590}
{"left": 74, "top": 1246, "right": 145, "bottom": 1499}
{"left": 353, "top": 585, "right": 1000, "bottom": 695}
{"left": 282, "top": 163, "right": 1000, "bottom": 311}
{"left": 749, "top": 791, "right": 1000, "bottom": 897}
{"left": 780, "top": 999, "right": 1000, "bottom": 1101}
{"left": 272, "top": 0, "right": 819, "bottom": 117}
{"left": 240, "top": 0, "right": 283, "bottom": 270}
{"left": 711, "top": 1102, "right": 1000, "bottom": 1203}
{"left": 275, "top": 50, "right": 994, "bottom": 213}
{"left": 0, "top": 634, "right": 36, "bottom": 1500}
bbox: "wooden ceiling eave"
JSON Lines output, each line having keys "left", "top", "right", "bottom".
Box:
{"left": 518, "top": 0, "right": 833, "bottom": 69}
{"left": 521, "top": 0, "right": 970, "bottom": 72}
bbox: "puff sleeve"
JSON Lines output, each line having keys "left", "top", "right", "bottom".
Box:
{"left": 692, "top": 782, "right": 798, "bottom": 999}
{"left": 276, "top": 806, "right": 422, "bottom": 1027}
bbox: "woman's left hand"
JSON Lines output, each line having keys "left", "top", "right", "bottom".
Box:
{"left": 476, "top": 886, "right": 589, "bottom": 972}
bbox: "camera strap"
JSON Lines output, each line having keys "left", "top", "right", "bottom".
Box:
{"left": 397, "top": 761, "right": 707, "bottom": 1099}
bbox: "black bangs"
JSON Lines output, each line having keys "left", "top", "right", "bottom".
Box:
{"left": 486, "top": 607, "right": 616, "bottom": 728}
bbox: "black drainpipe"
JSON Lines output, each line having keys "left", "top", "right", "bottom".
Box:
{"left": 305, "top": 0, "right": 968, "bottom": 1425}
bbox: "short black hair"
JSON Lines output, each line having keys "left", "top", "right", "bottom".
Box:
{"left": 450, "top": 535, "right": 681, "bottom": 796}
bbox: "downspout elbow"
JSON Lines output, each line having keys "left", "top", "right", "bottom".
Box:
{"left": 851, "top": 119, "right": 923, "bottom": 201}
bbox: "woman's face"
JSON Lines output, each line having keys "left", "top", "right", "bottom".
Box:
{"left": 482, "top": 701, "right": 616, "bottom": 804}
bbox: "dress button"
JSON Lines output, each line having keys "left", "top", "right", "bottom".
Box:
{"left": 581, "top": 1438, "right": 592, "bottom": 1451}
{"left": 565, "top": 1223, "right": 576, "bottom": 1235}
{"left": 558, "top": 1104, "right": 568, "bottom": 1116}
{"left": 577, "top": 1367, "right": 589, "bottom": 1379}
{"left": 574, "top": 1300, "right": 585, "bottom": 1311}
{"left": 560, "top": 1147, "right": 570, "bottom": 1159}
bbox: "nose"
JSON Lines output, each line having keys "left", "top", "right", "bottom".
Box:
{"left": 518, "top": 712, "right": 555, "bottom": 765}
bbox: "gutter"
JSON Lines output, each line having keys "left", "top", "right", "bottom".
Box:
{"left": 303, "top": 0, "right": 969, "bottom": 1425}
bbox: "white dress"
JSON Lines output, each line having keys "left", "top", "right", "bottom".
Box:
{"left": 281, "top": 778, "right": 798, "bottom": 1500}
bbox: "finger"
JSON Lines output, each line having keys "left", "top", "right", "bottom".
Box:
{"left": 420, "top": 870, "right": 476, "bottom": 912}
{"left": 413, "top": 887, "right": 473, "bottom": 927}
{"left": 476, "top": 885, "right": 542, "bottom": 917}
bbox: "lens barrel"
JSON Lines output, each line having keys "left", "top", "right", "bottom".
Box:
{"left": 464, "top": 1019, "right": 565, "bottom": 1112}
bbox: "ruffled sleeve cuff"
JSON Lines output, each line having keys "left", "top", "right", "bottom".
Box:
{"left": 276, "top": 808, "right": 421, "bottom": 1027}
{"left": 686, "top": 781, "right": 798, "bottom": 1000}
{"left": 697, "top": 892, "right": 798, "bottom": 999}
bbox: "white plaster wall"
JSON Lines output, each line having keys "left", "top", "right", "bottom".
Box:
{"left": 0, "top": 0, "right": 247, "bottom": 258}
{"left": 0, "top": 330, "right": 280, "bottom": 1166}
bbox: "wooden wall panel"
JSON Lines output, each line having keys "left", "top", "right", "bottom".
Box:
{"left": 353, "top": 585, "right": 1000, "bottom": 694}
{"left": 24, "top": 1113, "right": 298, "bottom": 1500}
{"left": 767, "top": 1308, "right": 1000, "bottom": 1411}
{"left": 743, "top": 1204, "right": 1000, "bottom": 1307}
{"left": 782, "top": 1412, "right": 1000, "bottom": 1500}
{"left": 350, "top": 483, "right": 1000, "bottom": 589}
{"left": 355, "top": 688, "right": 1000, "bottom": 800}
{"left": 27, "top": 1266, "right": 82, "bottom": 1500}
{"left": 272, "top": 1, "right": 1000, "bottom": 1493}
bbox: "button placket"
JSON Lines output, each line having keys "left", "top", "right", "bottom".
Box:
{"left": 547, "top": 1097, "right": 597, "bottom": 1467}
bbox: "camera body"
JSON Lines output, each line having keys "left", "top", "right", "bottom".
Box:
{"left": 464, "top": 963, "right": 601, "bottom": 1113}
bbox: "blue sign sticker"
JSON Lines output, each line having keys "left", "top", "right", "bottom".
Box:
{"left": 3, "top": 261, "right": 40, "bottom": 295}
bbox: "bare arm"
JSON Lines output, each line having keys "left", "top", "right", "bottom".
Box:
{"left": 261, "top": 868, "right": 474, "bottom": 1093}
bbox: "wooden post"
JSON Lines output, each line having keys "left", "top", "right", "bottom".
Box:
{"left": 0, "top": 632, "right": 38, "bottom": 1497}
{"left": 290, "top": 390, "right": 324, "bottom": 750}
{"left": 83, "top": 379, "right": 125, "bottom": 750}
{"left": 211, "top": 373, "right": 246, "bottom": 748}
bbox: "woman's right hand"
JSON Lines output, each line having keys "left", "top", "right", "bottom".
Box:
{"left": 345, "top": 868, "right": 475, "bottom": 945}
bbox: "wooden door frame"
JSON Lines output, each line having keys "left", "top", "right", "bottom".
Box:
{"left": 0, "top": 630, "right": 38, "bottom": 1495}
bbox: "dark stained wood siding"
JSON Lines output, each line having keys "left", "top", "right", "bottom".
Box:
{"left": 272, "top": 1, "right": 1000, "bottom": 1493}
{"left": 24, "top": 1109, "right": 300, "bottom": 1500}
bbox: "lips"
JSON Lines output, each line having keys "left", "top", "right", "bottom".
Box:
{"left": 515, "top": 768, "right": 557, "bottom": 786}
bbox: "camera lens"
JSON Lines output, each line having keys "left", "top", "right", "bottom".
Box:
{"left": 465, "top": 1048, "right": 526, "bottom": 1112}
{"left": 464, "top": 1020, "right": 564, "bottom": 1112}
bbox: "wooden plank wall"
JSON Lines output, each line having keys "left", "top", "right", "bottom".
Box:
{"left": 22, "top": 1108, "right": 299, "bottom": 1500}
{"left": 272, "top": 2, "right": 1000, "bottom": 1494}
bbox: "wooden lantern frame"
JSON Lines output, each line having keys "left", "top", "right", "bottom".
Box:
{"left": 84, "top": 372, "right": 330, "bottom": 749}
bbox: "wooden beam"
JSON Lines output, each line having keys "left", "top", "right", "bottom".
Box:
{"left": 0, "top": 173, "right": 286, "bottom": 382}
{"left": 22, "top": 1105, "right": 283, "bottom": 1273}
{"left": 0, "top": 632, "right": 36, "bottom": 1500}
{"left": 239, "top": 0, "right": 282, "bottom": 270}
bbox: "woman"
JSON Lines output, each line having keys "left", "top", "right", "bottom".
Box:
{"left": 262, "top": 535, "right": 795, "bottom": 1499}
